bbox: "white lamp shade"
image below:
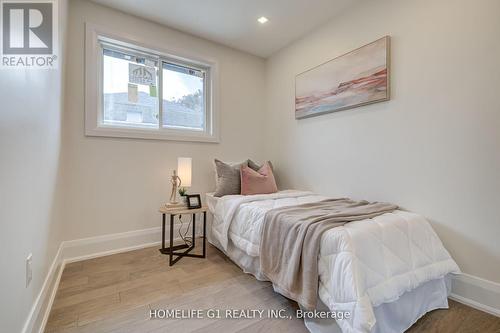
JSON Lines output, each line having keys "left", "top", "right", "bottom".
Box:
{"left": 177, "top": 157, "right": 192, "bottom": 187}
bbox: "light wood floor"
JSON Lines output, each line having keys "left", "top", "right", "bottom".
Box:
{"left": 46, "top": 243, "right": 500, "bottom": 333}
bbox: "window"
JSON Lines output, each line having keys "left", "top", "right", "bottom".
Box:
{"left": 162, "top": 62, "right": 205, "bottom": 131}
{"left": 85, "top": 24, "right": 218, "bottom": 142}
{"left": 102, "top": 48, "right": 159, "bottom": 128}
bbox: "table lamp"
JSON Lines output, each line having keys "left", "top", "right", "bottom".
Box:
{"left": 168, "top": 157, "right": 192, "bottom": 206}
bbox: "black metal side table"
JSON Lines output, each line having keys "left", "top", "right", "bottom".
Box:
{"left": 158, "top": 205, "right": 207, "bottom": 266}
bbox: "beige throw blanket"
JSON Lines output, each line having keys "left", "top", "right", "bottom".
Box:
{"left": 259, "top": 198, "right": 398, "bottom": 310}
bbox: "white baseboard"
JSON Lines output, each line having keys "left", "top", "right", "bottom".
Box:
{"left": 61, "top": 226, "right": 163, "bottom": 263}
{"left": 25, "top": 224, "right": 500, "bottom": 333}
{"left": 21, "top": 245, "right": 64, "bottom": 333}
{"left": 450, "top": 273, "right": 500, "bottom": 317}
{"left": 37, "top": 252, "right": 65, "bottom": 333}
{"left": 26, "top": 222, "right": 188, "bottom": 333}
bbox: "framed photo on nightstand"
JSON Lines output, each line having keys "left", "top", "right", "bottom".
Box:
{"left": 186, "top": 194, "right": 202, "bottom": 209}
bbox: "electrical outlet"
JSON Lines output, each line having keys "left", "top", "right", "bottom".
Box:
{"left": 26, "top": 254, "right": 33, "bottom": 288}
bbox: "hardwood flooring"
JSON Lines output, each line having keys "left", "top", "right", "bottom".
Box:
{"left": 45, "top": 243, "right": 500, "bottom": 333}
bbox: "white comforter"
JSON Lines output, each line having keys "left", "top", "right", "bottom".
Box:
{"left": 210, "top": 190, "right": 460, "bottom": 333}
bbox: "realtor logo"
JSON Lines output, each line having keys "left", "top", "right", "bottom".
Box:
{"left": 1, "top": 0, "right": 57, "bottom": 68}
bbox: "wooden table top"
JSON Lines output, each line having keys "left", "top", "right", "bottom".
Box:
{"left": 159, "top": 204, "right": 208, "bottom": 215}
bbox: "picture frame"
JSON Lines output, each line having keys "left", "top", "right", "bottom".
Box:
{"left": 186, "top": 194, "right": 202, "bottom": 209}
{"left": 295, "top": 36, "right": 390, "bottom": 119}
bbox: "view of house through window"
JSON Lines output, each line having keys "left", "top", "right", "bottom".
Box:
{"left": 101, "top": 43, "right": 209, "bottom": 133}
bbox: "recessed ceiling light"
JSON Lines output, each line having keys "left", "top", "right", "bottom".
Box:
{"left": 257, "top": 16, "right": 269, "bottom": 24}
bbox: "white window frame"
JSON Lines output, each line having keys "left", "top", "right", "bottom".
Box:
{"left": 85, "top": 23, "right": 219, "bottom": 143}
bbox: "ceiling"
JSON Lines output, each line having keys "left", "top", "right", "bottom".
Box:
{"left": 90, "top": 0, "right": 359, "bottom": 58}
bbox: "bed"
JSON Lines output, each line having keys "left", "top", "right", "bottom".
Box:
{"left": 205, "top": 190, "right": 460, "bottom": 333}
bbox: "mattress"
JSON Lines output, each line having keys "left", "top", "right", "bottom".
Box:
{"left": 206, "top": 191, "right": 459, "bottom": 333}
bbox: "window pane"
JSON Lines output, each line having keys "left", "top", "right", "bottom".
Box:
{"left": 162, "top": 62, "right": 205, "bottom": 130}
{"left": 103, "top": 48, "right": 159, "bottom": 127}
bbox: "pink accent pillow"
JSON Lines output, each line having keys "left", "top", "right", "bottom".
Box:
{"left": 240, "top": 162, "right": 278, "bottom": 195}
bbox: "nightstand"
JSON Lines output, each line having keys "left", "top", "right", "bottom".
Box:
{"left": 158, "top": 205, "right": 208, "bottom": 266}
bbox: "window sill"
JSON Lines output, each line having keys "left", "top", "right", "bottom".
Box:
{"left": 85, "top": 125, "right": 219, "bottom": 143}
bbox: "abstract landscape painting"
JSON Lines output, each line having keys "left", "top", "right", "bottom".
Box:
{"left": 295, "top": 36, "right": 390, "bottom": 119}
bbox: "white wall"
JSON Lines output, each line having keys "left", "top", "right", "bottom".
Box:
{"left": 61, "top": 0, "right": 266, "bottom": 240}
{"left": 265, "top": 0, "right": 500, "bottom": 283}
{"left": 3, "top": 0, "right": 499, "bottom": 330}
{"left": 0, "top": 0, "right": 68, "bottom": 332}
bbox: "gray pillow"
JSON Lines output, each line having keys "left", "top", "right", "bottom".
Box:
{"left": 213, "top": 159, "right": 248, "bottom": 197}
{"left": 248, "top": 159, "right": 274, "bottom": 172}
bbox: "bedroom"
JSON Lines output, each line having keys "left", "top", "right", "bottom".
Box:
{"left": 0, "top": 0, "right": 499, "bottom": 332}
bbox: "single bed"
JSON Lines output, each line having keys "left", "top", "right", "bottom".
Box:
{"left": 206, "top": 190, "right": 460, "bottom": 333}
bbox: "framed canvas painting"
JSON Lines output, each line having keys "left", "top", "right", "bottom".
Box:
{"left": 295, "top": 36, "right": 390, "bottom": 119}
